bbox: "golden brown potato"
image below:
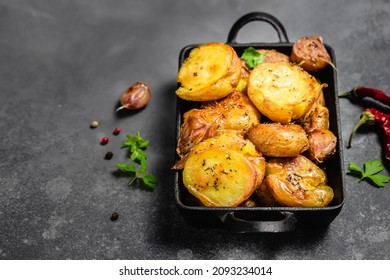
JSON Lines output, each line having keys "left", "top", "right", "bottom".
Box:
{"left": 182, "top": 132, "right": 266, "bottom": 207}
{"left": 247, "top": 62, "right": 325, "bottom": 124}
{"left": 173, "top": 92, "right": 261, "bottom": 170}
{"left": 247, "top": 123, "right": 309, "bottom": 157}
{"left": 263, "top": 155, "right": 334, "bottom": 207}
{"left": 201, "top": 91, "right": 261, "bottom": 132}
{"left": 176, "top": 42, "right": 241, "bottom": 101}
{"left": 291, "top": 36, "right": 333, "bottom": 72}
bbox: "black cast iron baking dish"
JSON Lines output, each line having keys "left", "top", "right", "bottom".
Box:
{"left": 173, "top": 12, "right": 345, "bottom": 233}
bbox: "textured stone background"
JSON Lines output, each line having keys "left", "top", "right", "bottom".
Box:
{"left": 0, "top": 0, "right": 390, "bottom": 259}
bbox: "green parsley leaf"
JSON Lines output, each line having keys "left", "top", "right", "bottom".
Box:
{"left": 348, "top": 161, "right": 364, "bottom": 175}
{"left": 240, "top": 47, "right": 265, "bottom": 69}
{"left": 122, "top": 132, "right": 149, "bottom": 149}
{"left": 369, "top": 174, "right": 390, "bottom": 187}
{"left": 348, "top": 160, "right": 390, "bottom": 188}
{"left": 130, "top": 147, "right": 147, "bottom": 162}
{"left": 116, "top": 163, "right": 137, "bottom": 173}
{"left": 116, "top": 132, "right": 157, "bottom": 189}
{"left": 364, "top": 160, "right": 384, "bottom": 176}
{"left": 142, "top": 174, "right": 158, "bottom": 188}
{"left": 139, "top": 157, "right": 148, "bottom": 174}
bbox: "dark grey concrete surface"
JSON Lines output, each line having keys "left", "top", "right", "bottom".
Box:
{"left": 1, "top": 0, "right": 390, "bottom": 259}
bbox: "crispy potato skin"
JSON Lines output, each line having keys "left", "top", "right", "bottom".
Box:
{"left": 248, "top": 62, "right": 324, "bottom": 124}
{"left": 183, "top": 132, "right": 266, "bottom": 207}
{"left": 176, "top": 42, "right": 241, "bottom": 101}
{"left": 247, "top": 123, "right": 309, "bottom": 157}
{"left": 263, "top": 155, "right": 334, "bottom": 207}
{"left": 201, "top": 91, "right": 261, "bottom": 132}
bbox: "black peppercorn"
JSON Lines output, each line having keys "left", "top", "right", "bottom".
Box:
{"left": 110, "top": 212, "right": 119, "bottom": 221}
{"left": 104, "top": 152, "right": 113, "bottom": 160}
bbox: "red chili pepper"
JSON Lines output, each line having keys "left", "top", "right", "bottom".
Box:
{"left": 348, "top": 108, "right": 390, "bottom": 160}
{"left": 339, "top": 86, "right": 390, "bottom": 107}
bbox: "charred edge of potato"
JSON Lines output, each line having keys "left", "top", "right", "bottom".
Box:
{"left": 176, "top": 42, "right": 241, "bottom": 101}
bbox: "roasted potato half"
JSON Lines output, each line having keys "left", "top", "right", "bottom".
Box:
{"left": 247, "top": 62, "right": 325, "bottom": 124}
{"left": 176, "top": 42, "right": 241, "bottom": 101}
{"left": 247, "top": 123, "right": 309, "bottom": 157}
{"left": 263, "top": 155, "right": 334, "bottom": 207}
{"left": 182, "top": 132, "right": 266, "bottom": 207}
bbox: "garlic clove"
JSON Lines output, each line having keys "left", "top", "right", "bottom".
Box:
{"left": 116, "top": 81, "right": 151, "bottom": 112}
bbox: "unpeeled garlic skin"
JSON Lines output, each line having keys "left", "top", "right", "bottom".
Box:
{"left": 117, "top": 82, "right": 151, "bottom": 111}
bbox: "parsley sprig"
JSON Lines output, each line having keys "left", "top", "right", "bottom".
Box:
{"left": 116, "top": 132, "right": 157, "bottom": 189}
{"left": 240, "top": 47, "right": 265, "bottom": 69}
{"left": 348, "top": 160, "right": 390, "bottom": 188}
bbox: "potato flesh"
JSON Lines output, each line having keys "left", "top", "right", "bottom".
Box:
{"left": 178, "top": 45, "right": 229, "bottom": 89}
{"left": 176, "top": 42, "right": 241, "bottom": 101}
{"left": 192, "top": 130, "right": 258, "bottom": 155}
{"left": 248, "top": 62, "right": 324, "bottom": 124}
{"left": 183, "top": 132, "right": 265, "bottom": 207}
{"left": 184, "top": 149, "right": 261, "bottom": 206}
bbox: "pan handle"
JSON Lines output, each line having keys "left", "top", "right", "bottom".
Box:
{"left": 227, "top": 12, "right": 289, "bottom": 44}
{"left": 217, "top": 211, "right": 296, "bottom": 233}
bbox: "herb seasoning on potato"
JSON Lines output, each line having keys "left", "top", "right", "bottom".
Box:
{"left": 176, "top": 42, "right": 241, "bottom": 101}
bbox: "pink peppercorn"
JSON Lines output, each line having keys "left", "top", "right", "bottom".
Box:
{"left": 101, "top": 137, "right": 109, "bottom": 145}
{"left": 113, "top": 127, "right": 121, "bottom": 135}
